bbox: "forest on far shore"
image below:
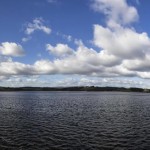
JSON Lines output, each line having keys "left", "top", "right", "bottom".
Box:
{"left": 0, "top": 86, "right": 149, "bottom": 93}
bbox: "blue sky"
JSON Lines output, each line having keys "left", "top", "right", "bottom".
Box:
{"left": 0, "top": 0, "right": 150, "bottom": 88}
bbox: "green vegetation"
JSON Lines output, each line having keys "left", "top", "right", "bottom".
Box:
{"left": 0, "top": 86, "right": 149, "bottom": 92}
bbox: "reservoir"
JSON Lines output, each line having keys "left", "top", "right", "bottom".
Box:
{"left": 0, "top": 91, "right": 150, "bottom": 150}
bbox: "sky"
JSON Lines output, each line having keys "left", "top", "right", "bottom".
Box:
{"left": 0, "top": 0, "right": 150, "bottom": 88}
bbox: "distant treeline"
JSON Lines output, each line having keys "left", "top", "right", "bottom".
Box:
{"left": 0, "top": 86, "right": 149, "bottom": 92}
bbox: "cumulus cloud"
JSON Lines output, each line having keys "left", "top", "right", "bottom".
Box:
{"left": 46, "top": 43, "right": 74, "bottom": 57}
{"left": 1, "top": 0, "right": 150, "bottom": 87}
{"left": 34, "top": 59, "right": 56, "bottom": 74}
{"left": 0, "top": 61, "right": 34, "bottom": 76}
{"left": 91, "top": 0, "right": 138, "bottom": 28}
{"left": 0, "top": 39, "right": 149, "bottom": 79}
{"left": 0, "top": 43, "right": 108, "bottom": 76}
{"left": 25, "top": 18, "right": 51, "bottom": 35}
{"left": 122, "top": 55, "right": 150, "bottom": 72}
{"left": 93, "top": 25, "right": 150, "bottom": 59}
{"left": 36, "top": 0, "right": 149, "bottom": 79}
{"left": 0, "top": 42, "right": 25, "bottom": 57}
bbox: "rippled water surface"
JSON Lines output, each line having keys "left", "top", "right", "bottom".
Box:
{"left": 0, "top": 91, "right": 150, "bottom": 150}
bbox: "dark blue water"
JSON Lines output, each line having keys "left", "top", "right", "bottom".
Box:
{"left": 0, "top": 91, "right": 150, "bottom": 150}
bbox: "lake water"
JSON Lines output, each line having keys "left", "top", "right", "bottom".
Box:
{"left": 0, "top": 91, "right": 150, "bottom": 150}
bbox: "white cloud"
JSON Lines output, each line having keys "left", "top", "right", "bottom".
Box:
{"left": 137, "top": 72, "right": 150, "bottom": 79}
{"left": 0, "top": 61, "right": 34, "bottom": 76}
{"left": 0, "top": 39, "right": 148, "bottom": 79}
{"left": 22, "top": 37, "right": 31, "bottom": 42}
{"left": 25, "top": 18, "right": 51, "bottom": 35}
{"left": 46, "top": 43, "right": 74, "bottom": 56}
{"left": 56, "top": 32, "right": 73, "bottom": 42}
{"left": 93, "top": 25, "right": 150, "bottom": 59}
{"left": 66, "top": 35, "right": 72, "bottom": 42}
{"left": 0, "top": 75, "right": 41, "bottom": 87}
{"left": 0, "top": 42, "right": 25, "bottom": 57}
{"left": 91, "top": 0, "right": 138, "bottom": 28}
{"left": 0, "top": 76, "right": 9, "bottom": 81}
{"left": 0, "top": 55, "right": 12, "bottom": 62}
{"left": 0, "top": 73, "right": 146, "bottom": 88}
{"left": 34, "top": 59, "right": 56, "bottom": 74}
{"left": 122, "top": 54, "right": 150, "bottom": 72}
{"left": 50, "top": 76, "right": 144, "bottom": 88}
{"left": 1, "top": 0, "right": 150, "bottom": 87}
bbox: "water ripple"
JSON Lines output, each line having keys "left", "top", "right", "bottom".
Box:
{"left": 0, "top": 91, "right": 150, "bottom": 149}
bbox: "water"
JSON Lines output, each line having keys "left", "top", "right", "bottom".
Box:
{"left": 0, "top": 91, "right": 150, "bottom": 150}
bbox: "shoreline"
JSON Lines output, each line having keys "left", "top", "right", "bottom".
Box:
{"left": 0, "top": 86, "right": 149, "bottom": 93}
